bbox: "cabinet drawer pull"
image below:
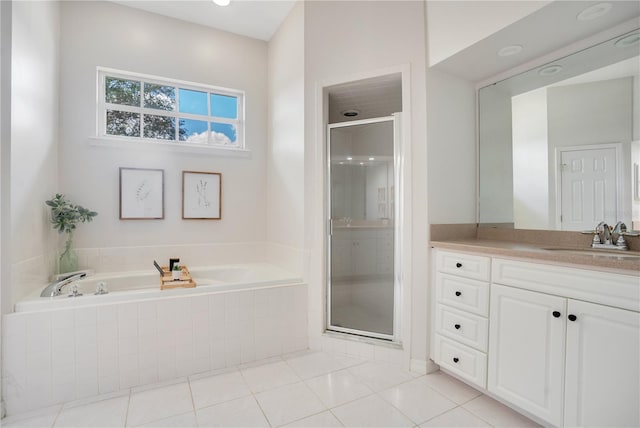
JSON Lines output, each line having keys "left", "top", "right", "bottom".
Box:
{"left": 455, "top": 262, "right": 462, "bottom": 268}
{"left": 454, "top": 324, "right": 461, "bottom": 330}
{"left": 568, "top": 314, "right": 577, "bottom": 322}
{"left": 453, "top": 357, "right": 459, "bottom": 363}
{"left": 455, "top": 291, "right": 462, "bottom": 297}
{"left": 552, "top": 311, "right": 561, "bottom": 318}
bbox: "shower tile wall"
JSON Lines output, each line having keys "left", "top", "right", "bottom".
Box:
{"left": 1, "top": 284, "right": 307, "bottom": 416}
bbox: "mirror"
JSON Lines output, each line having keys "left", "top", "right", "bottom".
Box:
{"left": 479, "top": 28, "right": 640, "bottom": 232}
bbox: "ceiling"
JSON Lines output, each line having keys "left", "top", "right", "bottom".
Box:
{"left": 434, "top": 0, "right": 640, "bottom": 83}
{"left": 327, "top": 74, "right": 403, "bottom": 124}
{"left": 110, "top": 0, "right": 296, "bottom": 41}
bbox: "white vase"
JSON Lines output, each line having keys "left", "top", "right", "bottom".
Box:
{"left": 172, "top": 270, "right": 181, "bottom": 280}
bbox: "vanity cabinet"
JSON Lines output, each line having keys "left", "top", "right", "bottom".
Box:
{"left": 488, "top": 257, "right": 640, "bottom": 427}
{"left": 433, "top": 250, "right": 490, "bottom": 388}
{"left": 431, "top": 248, "right": 640, "bottom": 427}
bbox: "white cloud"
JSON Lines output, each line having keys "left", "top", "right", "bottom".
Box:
{"left": 184, "top": 131, "right": 233, "bottom": 145}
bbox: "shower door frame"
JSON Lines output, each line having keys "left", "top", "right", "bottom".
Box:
{"left": 326, "top": 114, "right": 402, "bottom": 342}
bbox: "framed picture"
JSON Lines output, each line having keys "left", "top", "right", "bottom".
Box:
{"left": 182, "top": 171, "right": 222, "bottom": 220}
{"left": 119, "top": 168, "right": 164, "bottom": 219}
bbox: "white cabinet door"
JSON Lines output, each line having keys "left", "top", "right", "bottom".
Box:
{"left": 488, "top": 284, "right": 566, "bottom": 426}
{"left": 564, "top": 300, "right": 640, "bottom": 428}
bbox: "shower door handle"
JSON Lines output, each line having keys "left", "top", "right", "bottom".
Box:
{"left": 329, "top": 219, "right": 334, "bottom": 236}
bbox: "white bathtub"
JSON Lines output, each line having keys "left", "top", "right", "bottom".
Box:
{"left": 4, "top": 262, "right": 308, "bottom": 415}
{"left": 15, "top": 263, "right": 302, "bottom": 312}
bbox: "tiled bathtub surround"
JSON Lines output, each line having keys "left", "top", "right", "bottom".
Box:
{"left": 73, "top": 242, "right": 270, "bottom": 274}
{"left": 2, "top": 283, "right": 308, "bottom": 416}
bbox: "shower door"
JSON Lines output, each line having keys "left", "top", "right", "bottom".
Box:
{"left": 327, "top": 115, "right": 399, "bottom": 341}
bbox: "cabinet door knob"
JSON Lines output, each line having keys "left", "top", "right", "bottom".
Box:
{"left": 455, "top": 291, "right": 462, "bottom": 297}
{"left": 455, "top": 262, "right": 462, "bottom": 268}
{"left": 568, "top": 314, "right": 577, "bottom": 322}
{"left": 454, "top": 324, "right": 461, "bottom": 330}
{"left": 453, "top": 357, "right": 459, "bottom": 363}
{"left": 552, "top": 311, "right": 561, "bottom": 318}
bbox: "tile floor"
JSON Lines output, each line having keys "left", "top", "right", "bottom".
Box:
{"left": 2, "top": 351, "right": 540, "bottom": 428}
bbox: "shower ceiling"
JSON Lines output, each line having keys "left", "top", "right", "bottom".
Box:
{"left": 327, "top": 74, "right": 402, "bottom": 123}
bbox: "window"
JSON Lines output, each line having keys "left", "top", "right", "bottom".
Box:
{"left": 98, "top": 68, "right": 244, "bottom": 149}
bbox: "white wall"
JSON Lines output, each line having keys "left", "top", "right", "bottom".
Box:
{"left": 425, "top": 0, "right": 550, "bottom": 67}
{"left": 512, "top": 88, "right": 549, "bottom": 229}
{"left": 58, "top": 1, "right": 268, "bottom": 250}
{"left": 304, "top": 1, "right": 428, "bottom": 368}
{"left": 9, "top": 1, "right": 60, "bottom": 307}
{"left": 426, "top": 69, "right": 477, "bottom": 224}
{"left": 266, "top": 2, "right": 305, "bottom": 274}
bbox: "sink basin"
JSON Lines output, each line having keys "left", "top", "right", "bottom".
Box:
{"left": 543, "top": 248, "right": 640, "bottom": 259}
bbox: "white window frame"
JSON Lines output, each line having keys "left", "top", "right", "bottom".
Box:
{"left": 96, "top": 67, "right": 245, "bottom": 150}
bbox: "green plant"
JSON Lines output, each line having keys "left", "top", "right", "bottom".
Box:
{"left": 46, "top": 194, "right": 98, "bottom": 234}
{"left": 173, "top": 264, "right": 181, "bottom": 271}
{"left": 46, "top": 194, "right": 98, "bottom": 273}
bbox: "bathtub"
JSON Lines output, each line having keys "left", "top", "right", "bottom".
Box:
{"left": 4, "top": 262, "right": 308, "bottom": 415}
{"left": 15, "top": 262, "right": 302, "bottom": 312}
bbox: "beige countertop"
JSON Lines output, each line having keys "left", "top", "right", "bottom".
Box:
{"left": 431, "top": 239, "right": 640, "bottom": 275}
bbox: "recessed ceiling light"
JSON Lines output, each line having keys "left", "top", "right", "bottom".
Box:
{"left": 342, "top": 110, "right": 360, "bottom": 117}
{"left": 339, "top": 162, "right": 344, "bottom": 165}
{"left": 359, "top": 162, "right": 364, "bottom": 165}
{"left": 538, "top": 64, "right": 563, "bottom": 76}
{"left": 368, "top": 157, "right": 375, "bottom": 161}
{"left": 346, "top": 157, "right": 353, "bottom": 161}
{"left": 497, "top": 45, "right": 523, "bottom": 57}
{"left": 577, "top": 2, "right": 612, "bottom": 21}
{"left": 615, "top": 32, "right": 640, "bottom": 48}
{"left": 213, "top": 0, "right": 230, "bottom": 6}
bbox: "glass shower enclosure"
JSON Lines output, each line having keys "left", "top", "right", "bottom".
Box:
{"left": 327, "top": 116, "right": 399, "bottom": 341}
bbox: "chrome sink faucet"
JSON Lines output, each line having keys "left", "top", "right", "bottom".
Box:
{"left": 583, "top": 221, "right": 639, "bottom": 250}
{"left": 40, "top": 272, "right": 87, "bottom": 297}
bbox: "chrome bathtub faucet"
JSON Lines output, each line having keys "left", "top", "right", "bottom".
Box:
{"left": 40, "top": 272, "right": 88, "bottom": 297}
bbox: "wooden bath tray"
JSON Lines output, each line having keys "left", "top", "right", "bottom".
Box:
{"left": 160, "top": 266, "right": 197, "bottom": 290}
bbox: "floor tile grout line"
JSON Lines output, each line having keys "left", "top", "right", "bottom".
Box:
{"left": 459, "top": 396, "right": 501, "bottom": 428}
{"left": 50, "top": 403, "right": 64, "bottom": 428}
{"left": 123, "top": 389, "right": 132, "bottom": 428}
{"left": 372, "top": 390, "right": 425, "bottom": 426}
{"left": 327, "top": 408, "right": 347, "bottom": 427}
{"left": 238, "top": 363, "right": 274, "bottom": 427}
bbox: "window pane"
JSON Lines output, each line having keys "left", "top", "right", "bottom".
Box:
{"left": 144, "top": 83, "right": 175, "bottom": 111}
{"left": 210, "top": 94, "right": 237, "bottom": 119}
{"left": 105, "top": 77, "right": 140, "bottom": 106}
{"left": 106, "top": 110, "right": 140, "bottom": 137}
{"left": 210, "top": 122, "right": 237, "bottom": 145}
{"left": 144, "top": 114, "right": 176, "bottom": 140}
{"left": 179, "top": 89, "right": 208, "bottom": 115}
{"left": 179, "top": 119, "right": 208, "bottom": 143}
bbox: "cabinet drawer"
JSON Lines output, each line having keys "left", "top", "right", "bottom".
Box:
{"left": 436, "top": 273, "right": 490, "bottom": 316}
{"left": 436, "top": 304, "right": 488, "bottom": 352}
{"left": 434, "top": 334, "right": 487, "bottom": 389}
{"left": 436, "top": 250, "right": 490, "bottom": 281}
